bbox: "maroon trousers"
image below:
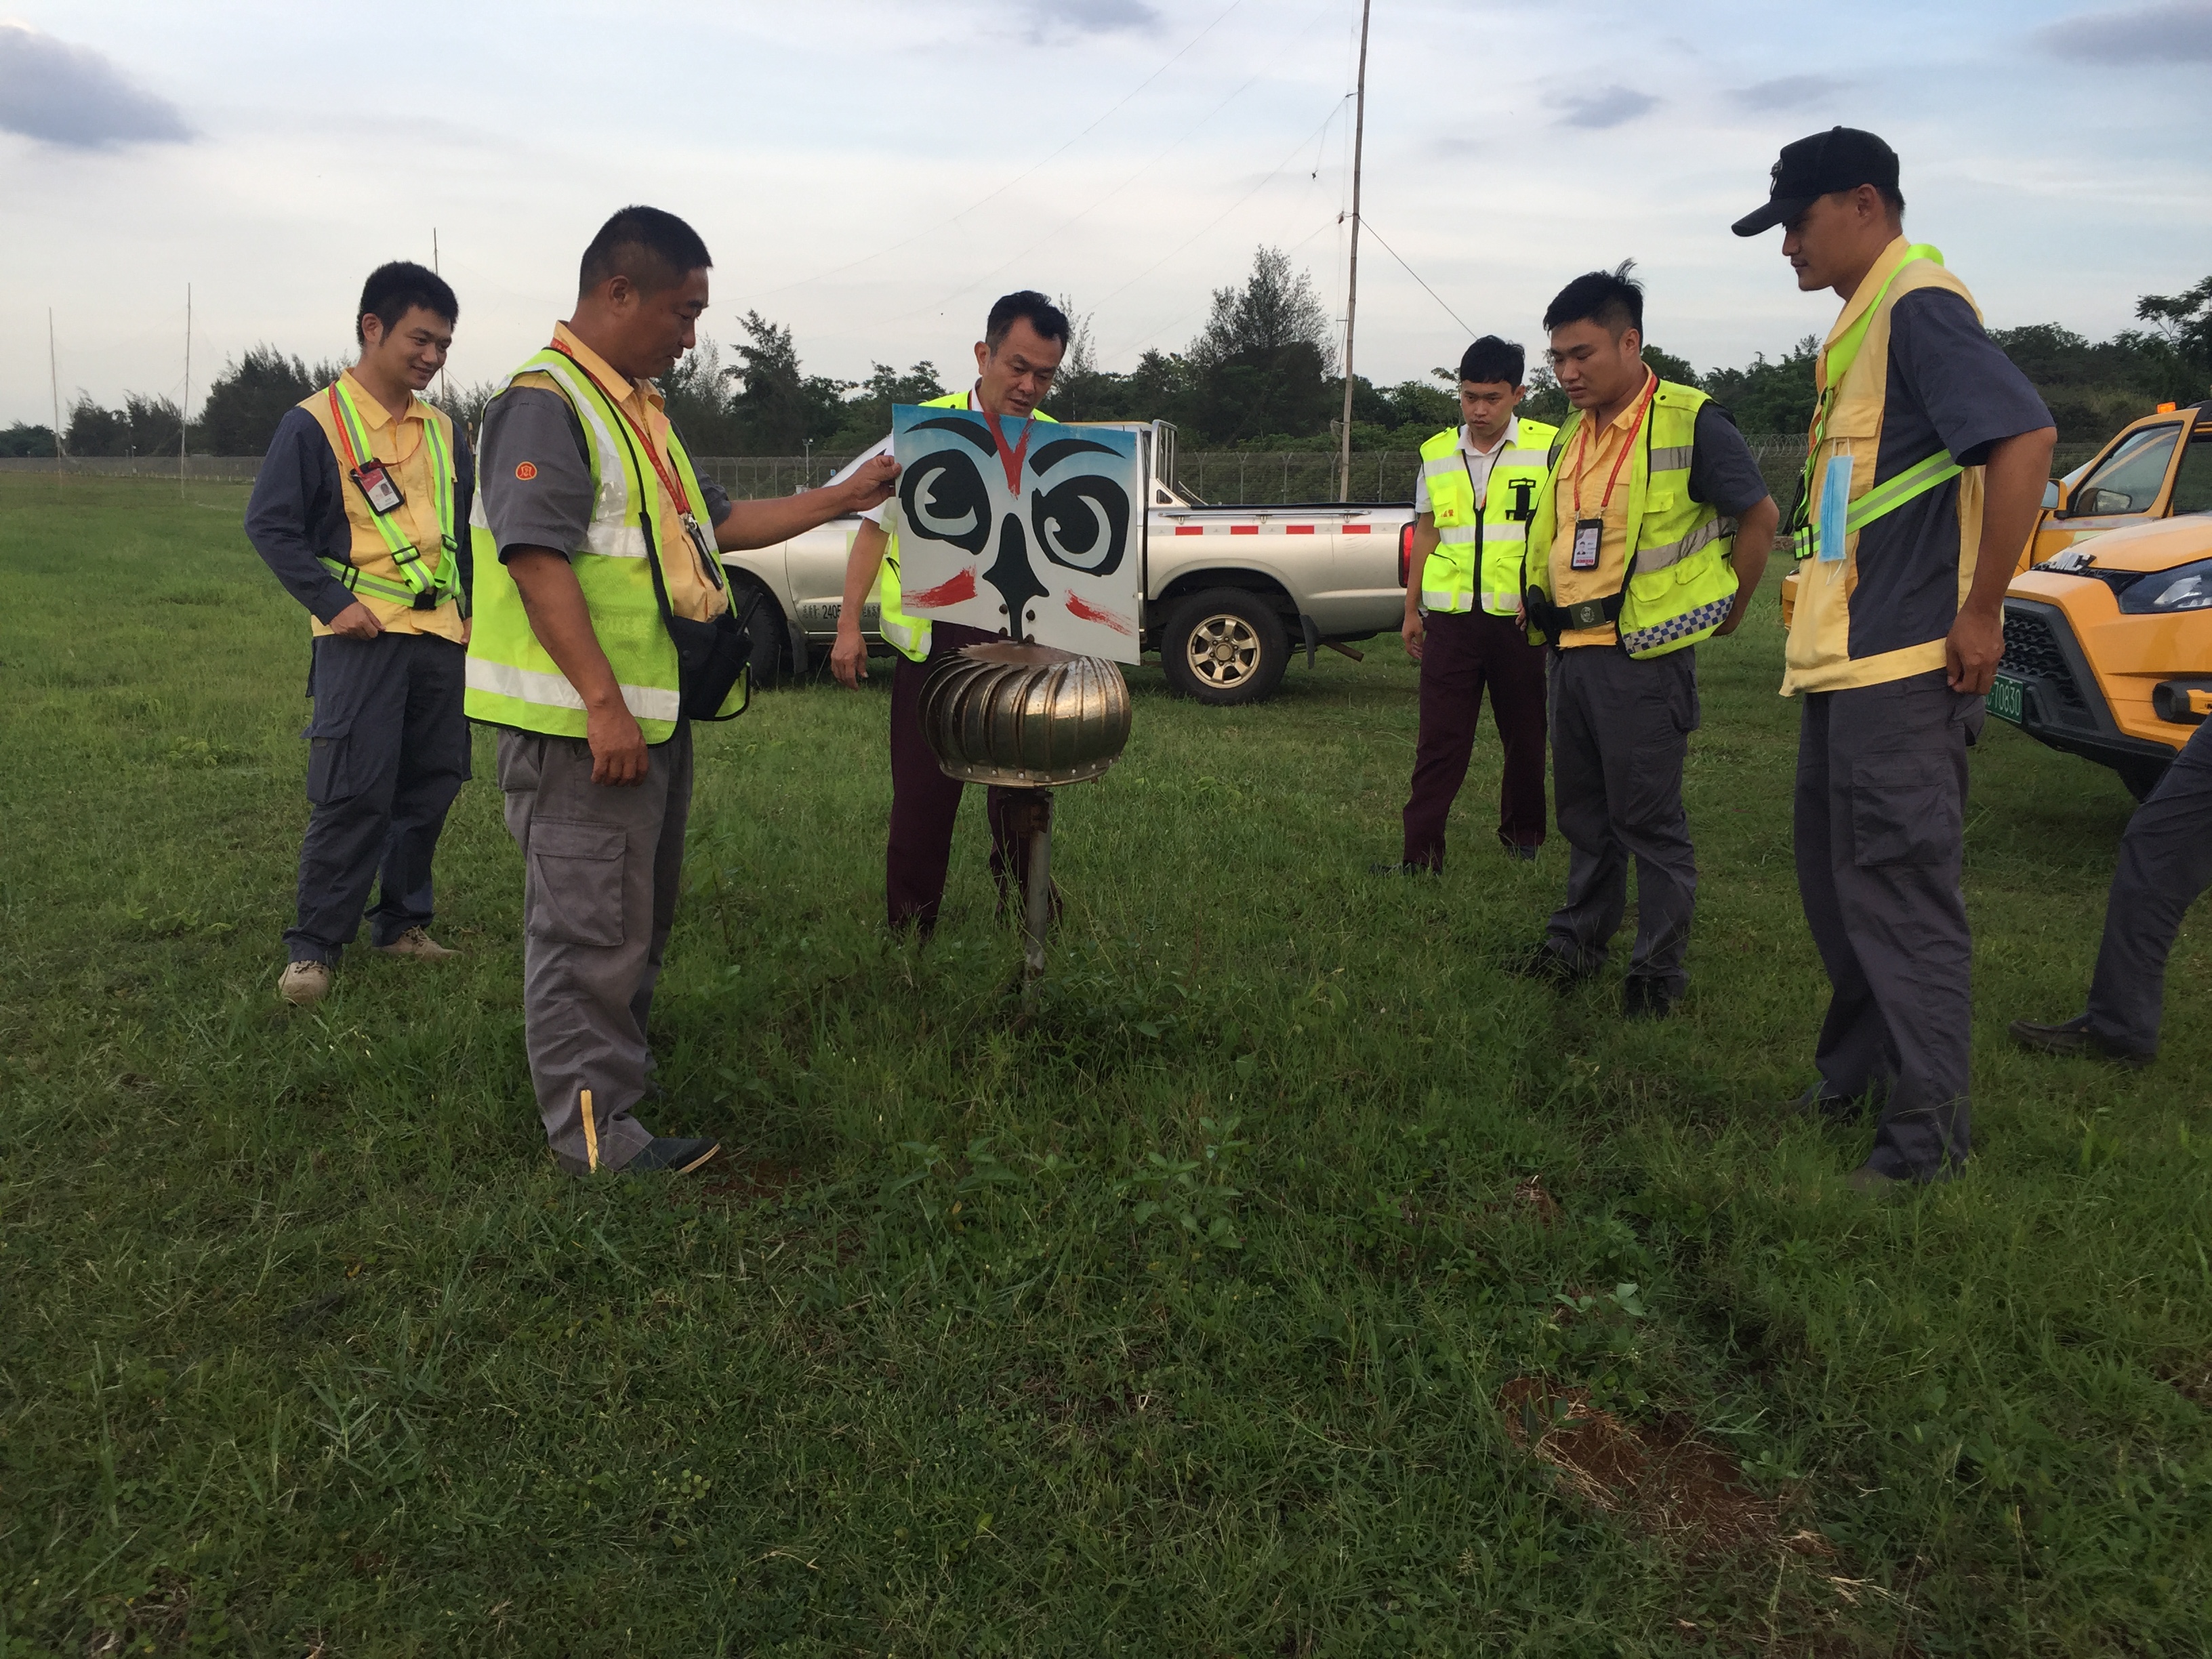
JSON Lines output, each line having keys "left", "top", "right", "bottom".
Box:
{"left": 1401, "top": 607, "right": 1549, "bottom": 869}
{"left": 887, "top": 621, "right": 1033, "bottom": 929}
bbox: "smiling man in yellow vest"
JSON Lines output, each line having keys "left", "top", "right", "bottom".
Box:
{"left": 247, "top": 262, "right": 471, "bottom": 1009}
{"left": 1734, "top": 129, "right": 2053, "bottom": 1188}
{"left": 1387, "top": 335, "right": 1557, "bottom": 872}
{"left": 1515, "top": 264, "right": 1778, "bottom": 1019}
{"left": 826, "top": 292, "right": 1069, "bottom": 932}
{"left": 469, "top": 206, "right": 895, "bottom": 1176}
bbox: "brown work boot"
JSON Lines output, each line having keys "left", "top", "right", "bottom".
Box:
{"left": 278, "top": 961, "right": 332, "bottom": 1007}
{"left": 374, "top": 927, "right": 459, "bottom": 960}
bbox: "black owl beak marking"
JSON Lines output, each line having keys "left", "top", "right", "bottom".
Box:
{"left": 983, "top": 514, "right": 1050, "bottom": 642}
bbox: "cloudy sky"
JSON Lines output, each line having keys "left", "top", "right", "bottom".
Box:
{"left": 3, "top": 0, "right": 2209, "bottom": 430}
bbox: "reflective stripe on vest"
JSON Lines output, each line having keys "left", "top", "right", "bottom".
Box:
{"left": 463, "top": 348, "right": 691, "bottom": 743}
{"left": 313, "top": 380, "right": 462, "bottom": 611}
{"left": 1416, "top": 419, "right": 1557, "bottom": 616}
{"left": 876, "top": 392, "right": 1060, "bottom": 660}
{"left": 1523, "top": 384, "right": 1738, "bottom": 659}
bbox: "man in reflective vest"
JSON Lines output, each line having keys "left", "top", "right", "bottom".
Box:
{"left": 247, "top": 262, "right": 472, "bottom": 1009}
{"left": 1513, "top": 264, "right": 1778, "bottom": 1019}
{"left": 1734, "top": 129, "right": 2053, "bottom": 1187}
{"left": 470, "top": 206, "right": 894, "bottom": 1177}
{"left": 826, "top": 291, "right": 1069, "bottom": 932}
{"left": 1387, "top": 335, "right": 1557, "bottom": 872}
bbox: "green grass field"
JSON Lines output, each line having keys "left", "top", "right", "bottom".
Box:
{"left": 1, "top": 476, "right": 2207, "bottom": 1656}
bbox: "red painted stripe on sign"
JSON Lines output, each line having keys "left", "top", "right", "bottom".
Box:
{"left": 1230, "top": 525, "right": 1258, "bottom": 535}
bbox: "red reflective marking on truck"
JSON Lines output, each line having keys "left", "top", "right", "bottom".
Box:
{"left": 1174, "top": 525, "right": 1204, "bottom": 535}
{"left": 1230, "top": 525, "right": 1258, "bottom": 535}
{"left": 906, "top": 568, "right": 977, "bottom": 609}
{"left": 1286, "top": 525, "right": 1315, "bottom": 534}
{"left": 1343, "top": 525, "right": 1372, "bottom": 533}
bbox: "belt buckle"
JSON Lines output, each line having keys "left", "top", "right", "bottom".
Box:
{"left": 413, "top": 592, "right": 438, "bottom": 612}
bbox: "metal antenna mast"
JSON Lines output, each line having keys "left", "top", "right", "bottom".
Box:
{"left": 1336, "top": 0, "right": 1371, "bottom": 503}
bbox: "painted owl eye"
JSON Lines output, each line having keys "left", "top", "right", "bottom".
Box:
{"left": 1027, "top": 438, "right": 1130, "bottom": 576}
{"left": 899, "top": 447, "right": 991, "bottom": 555}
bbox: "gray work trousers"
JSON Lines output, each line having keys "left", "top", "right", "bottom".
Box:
{"left": 1545, "top": 644, "right": 1700, "bottom": 994}
{"left": 2085, "top": 717, "right": 2212, "bottom": 1055}
{"left": 287, "top": 632, "right": 470, "bottom": 966}
{"left": 1795, "top": 670, "right": 1982, "bottom": 1181}
{"left": 496, "top": 723, "right": 693, "bottom": 1174}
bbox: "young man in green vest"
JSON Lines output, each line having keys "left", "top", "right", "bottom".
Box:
{"left": 247, "top": 262, "right": 471, "bottom": 1009}
{"left": 1734, "top": 130, "right": 2054, "bottom": 1187}
{"left": 1514, "top": 265, "right": 1778, "bottom": 1019}
{"left": 825, "top": 292, "right": 1069, "bottom": 931}
{"left": 1386, "top": 335, "right": 1557, "bottom": 872}
{"left": 469, "top": 206, "right": 895, "bottom": 1176}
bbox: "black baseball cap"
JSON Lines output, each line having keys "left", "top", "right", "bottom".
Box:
{"left": 1732, "top": 127, "right": 1900, "bottom": 237}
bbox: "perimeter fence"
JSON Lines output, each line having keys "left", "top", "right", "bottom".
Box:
{"left": 3, "top": 441, "right": 2106, "bottom": 507}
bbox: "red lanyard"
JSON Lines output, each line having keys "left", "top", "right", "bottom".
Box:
{"left": 550, "top": 341, "right": 695, "bottom": 518}
{"left": 981, "top": 403, "right": 1037, "bottom": 496}
{"left": 1570, "top": 372, "right": 1656, "bottom": 519}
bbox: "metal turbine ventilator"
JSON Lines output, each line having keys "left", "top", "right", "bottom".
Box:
{"left": 918, "top": 641, "right": 1133, "bottom": 983}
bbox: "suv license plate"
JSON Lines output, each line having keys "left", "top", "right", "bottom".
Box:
{"left": 1988, "top": 673, "right": 2024, "bottom": 725}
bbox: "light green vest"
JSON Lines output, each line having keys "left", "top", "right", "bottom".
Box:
{"left": 1524, "top": 382, "right": 1739, "bottom": 659}
{"left": 875, "top": 392, "right": 1059, "bottom": 661}
{"left": 464, "top": 348, "right": 713, "bottom": 743}
{"left": 1416, "top": 417, "right": 1557, "bottom": 615}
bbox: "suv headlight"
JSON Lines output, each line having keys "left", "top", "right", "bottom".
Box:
{"left": 2118, "top": 557, "right": 2212, "bottom": 614}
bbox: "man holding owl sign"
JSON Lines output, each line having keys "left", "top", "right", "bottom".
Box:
{"left": 831, "top": 291, "right": 1140, "bottom": 933}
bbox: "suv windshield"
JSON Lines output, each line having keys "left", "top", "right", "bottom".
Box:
{"left": 2072, "top": 423, "right": 2180, "bottom": 516}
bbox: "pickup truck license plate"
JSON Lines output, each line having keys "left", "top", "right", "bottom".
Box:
{"left": 1988, "top": 673, "right": 2024, "bottom": 725}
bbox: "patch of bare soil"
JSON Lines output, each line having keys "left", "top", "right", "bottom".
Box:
{"left": 2158, "top": 1350, "right": 2212, "bottom": 1411}
{"left": 696, "top": 1155, "right": 806, "bottom": 1206}
{"left": 1498, "top": 1376, "right": 1803, "bottom": 1555}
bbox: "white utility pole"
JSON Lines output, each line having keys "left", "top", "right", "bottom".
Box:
{"left": 432, "top": 229, "right": 450, "bottom": 406}
{"left": 49, "top": 309, "right": 64, "bottom": 458}
{"left": 182, "top": 284, "right": 192, "bottom": 475}
{"left": 1336, "top": 0, "right": 1371, "bottom": 504}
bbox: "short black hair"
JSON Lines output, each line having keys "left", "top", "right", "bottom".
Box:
{"left": 1542, "top": 260, "right": 1644, "bottom": 339}
{"left": 985, "top": 291, "right": 1071, "bottom": 352}
{"left": 1457, "top": 335, "right": 1525, "bottom": 388}
{"left": 357, "top": 261, "right": 457, "bottom": 346}
{"left": 578, "top": 206, "right": 713, "bottom": 300}
{"left": 1877, "top": 184, "right": 1907, "bottom": 216}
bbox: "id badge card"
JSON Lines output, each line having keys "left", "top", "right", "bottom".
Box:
{"left": 354, "top": 462, "right": 403, "bottom": 516}
{"left": 1570, "top": 518, "right": 1603, "bottom": 572}
{"left": 1817, "top": 453, "right": 1851, "bottom": 564}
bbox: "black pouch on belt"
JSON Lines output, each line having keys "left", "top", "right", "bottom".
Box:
{"left": 640, "top": 512, "right": 758, "bottom": 723}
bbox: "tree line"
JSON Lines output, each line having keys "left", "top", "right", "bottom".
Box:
{"left": 8, "top": 258, "right": 2207, "bottom": 462}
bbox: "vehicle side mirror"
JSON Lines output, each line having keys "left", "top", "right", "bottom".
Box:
{"left": 2041, "top": 480, "right": 2060, "bottom": 512}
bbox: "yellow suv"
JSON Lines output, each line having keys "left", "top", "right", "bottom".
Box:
{"left": 1992, "top": 398, "right": 2212, "bottom": 798}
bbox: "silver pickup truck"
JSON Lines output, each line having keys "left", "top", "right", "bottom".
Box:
{"left": 720, "top": 421, "right": 1414, "bottom": 705}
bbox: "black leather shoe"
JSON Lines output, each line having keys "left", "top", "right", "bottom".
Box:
{"left": 1621, "top": 978, "right": 1677, "bottom": 1020}
{"left": 2008, "top": 1013, "right": 2153, "bottom": 1067}
{"left": 1504, "top": 943, "right": 1589, "bottom": 985}
{"left": 623, "top": 1136, "right": 722, "bottom": 1174}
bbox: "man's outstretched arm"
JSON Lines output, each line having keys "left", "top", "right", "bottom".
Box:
{"left": 714, "top": 455, "right": 899, "bottom": 550}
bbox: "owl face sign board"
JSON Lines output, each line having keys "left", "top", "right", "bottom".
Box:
{"left": 890, "top": 405, "right": 1143, "bottom": 663}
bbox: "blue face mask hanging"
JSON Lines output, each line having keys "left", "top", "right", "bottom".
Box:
{"left": 1818, "top": 452, "right": 1852, "bottom": 564}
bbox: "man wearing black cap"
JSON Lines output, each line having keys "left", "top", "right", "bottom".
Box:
{"left": 1734, "top": 128, "right": 2055, "bottom": 1189}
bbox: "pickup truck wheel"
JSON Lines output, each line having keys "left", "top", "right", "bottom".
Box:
{"left": 1160, "top": 588, "right": 1289, "bottom": 705}
{"left": 724, "top": 575, "right": 789, "bottom": 690}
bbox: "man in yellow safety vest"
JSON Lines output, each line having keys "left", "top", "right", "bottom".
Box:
{"left": 247, "top": 262, "right": 472, "bottom": 1009}
{"left": 1734, "top": 129, "right": 2053, "bottom": 1188}
{"left": 826, "top": 291, "right": 1069, "bottom": 932}
{"left": 1511, "top": 264, "right": 1778, "bottom": 1019}
{"left": 1386, "top": 335, "right": 1557, "bottom": 872}
{"left": 468, "top": 206, "right": 895, "bottom": 1176}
